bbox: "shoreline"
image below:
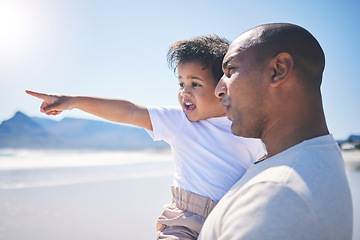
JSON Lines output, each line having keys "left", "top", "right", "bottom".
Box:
{"left": 342, "top": 150, "right": 360, "bottom": 171}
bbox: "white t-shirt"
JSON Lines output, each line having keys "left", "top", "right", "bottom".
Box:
{"left": 199, "top": 134, "right": 353, "bottom": 240}
{"left": 146, "top": 106, "right": 265, "bottom": 201}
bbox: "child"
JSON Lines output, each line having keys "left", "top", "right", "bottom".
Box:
{"left": 26, "top": 35, "right": 265, "bottom": 240}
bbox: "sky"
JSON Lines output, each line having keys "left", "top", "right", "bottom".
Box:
{"left": 0, "top": 0, "right": 359, "bottom": 140}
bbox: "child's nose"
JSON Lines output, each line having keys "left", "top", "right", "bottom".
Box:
{"left": 180, "top": 86, "right": 191, "bottom": 97}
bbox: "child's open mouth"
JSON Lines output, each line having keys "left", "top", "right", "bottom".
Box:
{"left": 184, "top": 102, "right": 196, "bottom": 111}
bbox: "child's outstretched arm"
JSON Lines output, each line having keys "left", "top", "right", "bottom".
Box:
{"left": 25, "top": 90, "right": 152, "bottom": 130}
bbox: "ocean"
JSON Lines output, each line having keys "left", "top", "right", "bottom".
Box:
{"left": 0, "top": 149, "right": 359, "bottom": 239}
{"left": 0, "top": 149, "right": 174, "bottom": 190}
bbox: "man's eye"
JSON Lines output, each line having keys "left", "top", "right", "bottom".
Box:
{"left": 226, "top": 67, "right": 234, "bottom": 78}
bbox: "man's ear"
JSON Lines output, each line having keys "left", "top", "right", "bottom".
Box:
{"left": 270, "top": 52, "right": 294, "bottom": 87}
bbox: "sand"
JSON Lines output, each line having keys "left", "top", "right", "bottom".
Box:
{"left": 0, "top": 175, "right": 173, "bottom": 240}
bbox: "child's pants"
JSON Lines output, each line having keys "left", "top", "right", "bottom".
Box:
{"left": 157, "top": 186, "right": 218, "bottom": 240}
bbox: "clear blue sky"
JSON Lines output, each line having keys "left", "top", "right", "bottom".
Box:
{"left": 0, "top": 0, "right": 359, "bottom": 140}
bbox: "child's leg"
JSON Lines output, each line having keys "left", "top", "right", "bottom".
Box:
{"left": 157, "top": 186, "right": 217, "bottom": 240}
{"left": 158, "top": 224, "right": 198, "bottom": 240}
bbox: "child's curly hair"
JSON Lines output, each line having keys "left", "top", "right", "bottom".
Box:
{"left": 167, "top": 35, "right": 230, "bottom": 83}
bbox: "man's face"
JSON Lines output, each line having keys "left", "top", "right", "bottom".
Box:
{"left": 215, "top": 36, "right": 268, "bottom": 138}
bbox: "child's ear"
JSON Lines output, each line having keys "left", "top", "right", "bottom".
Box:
{"left": 270, "top": 52, "right": 294, "bottom": 87}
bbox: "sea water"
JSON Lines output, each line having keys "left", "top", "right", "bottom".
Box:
{"left": 0, "top": 149, "right": 174, "bottom": 189}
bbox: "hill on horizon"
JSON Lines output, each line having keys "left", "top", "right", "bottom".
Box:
{"left": 0, "top": 111, "right": 169, "bottom": 150}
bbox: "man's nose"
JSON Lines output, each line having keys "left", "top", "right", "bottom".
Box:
{"left": 215, "top": 75, "right": 227, "bottom": 98}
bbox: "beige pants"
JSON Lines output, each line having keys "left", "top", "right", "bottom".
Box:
{"left": 157, "top": 186, "right": 218, "bottom": 240}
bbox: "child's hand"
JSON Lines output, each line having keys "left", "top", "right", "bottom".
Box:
{"left": 25, "top": 90, "right": 74, "bottom": 116}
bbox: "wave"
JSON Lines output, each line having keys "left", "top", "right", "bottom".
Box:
{"left": 0, "top": 149, "right": 172, "bottom": 170}
{"left": 0, "top": 150, "right": 173, "bottom": 189}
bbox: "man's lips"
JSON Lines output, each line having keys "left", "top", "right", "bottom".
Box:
{"left": 221, "top": 97, "right": 231, "bottom": 119}
{"left": 223, "top": 104, "right": 231, "bottom": 120}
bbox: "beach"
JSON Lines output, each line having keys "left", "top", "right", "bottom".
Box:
{"left": 0, "top": 150, "right": 174, "bottom": 240}
{"left": 0, "top": 175, "right": 172, "bottom": 240}
{"left": 0, "top": 149, "right": 359, "bottom": 240}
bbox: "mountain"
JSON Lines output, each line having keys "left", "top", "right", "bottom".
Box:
{"left": 0, "top": 112, "right": 66, "bottom": 148}
{"left": 0, "top": 112, "right": 169, "bottom": 150}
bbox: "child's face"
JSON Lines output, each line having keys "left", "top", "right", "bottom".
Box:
{"left": 177, "top": 61, "right": 225, "bottom": 122}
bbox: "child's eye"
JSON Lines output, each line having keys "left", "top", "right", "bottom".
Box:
{"left": 179, "top": 82, "right": 185, "bottom": 88}
{"left": 192, "top": 82, "right": 201, "bottom": 87}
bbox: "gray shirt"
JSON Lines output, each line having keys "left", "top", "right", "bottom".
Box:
{"left": 199, "top": 134, "right": 353, "bottom": 240}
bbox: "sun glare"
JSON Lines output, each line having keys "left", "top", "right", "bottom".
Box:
{"left": 0, "top": 4, "right": 24, "bottom": 44}
{"left": 0, "top": 2, "right": 46, "bottom": 67}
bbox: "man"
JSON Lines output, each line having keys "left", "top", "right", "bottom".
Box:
{"left": 198, "top": 23, "right": 353, "bottom": 240}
